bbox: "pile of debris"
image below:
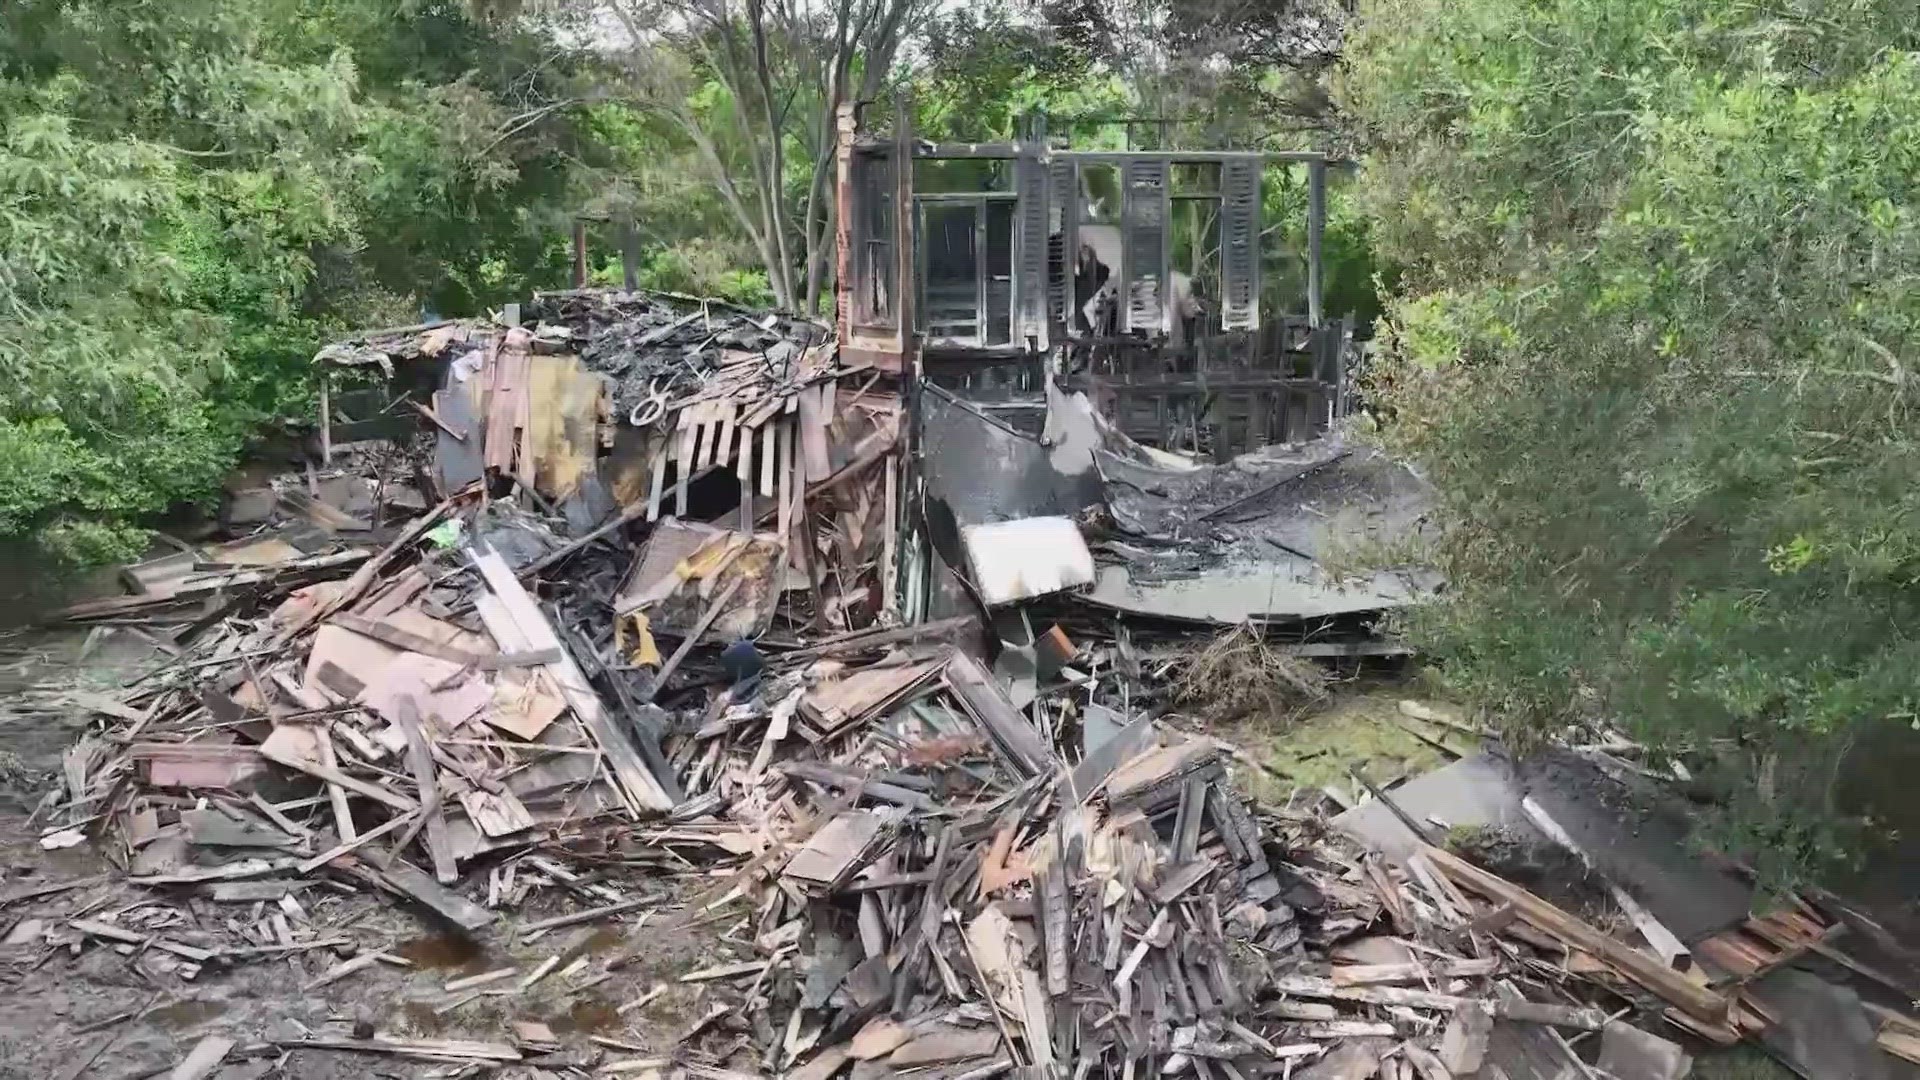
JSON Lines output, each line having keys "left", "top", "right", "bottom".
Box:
{"left": 19, "top": 289, "right": 1874, "bottom": 1079}
{"left": 25, "top": 512, "right": 1716, "bottom": 1079}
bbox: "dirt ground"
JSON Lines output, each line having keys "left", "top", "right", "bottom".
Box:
{"left": 0, "top": 627, "right": 735, "bottom": 1080}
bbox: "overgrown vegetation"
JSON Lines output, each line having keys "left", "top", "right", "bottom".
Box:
{"left": 0, "top": 0, "right": 591, "bottom": 564}
{"left": 1341, "top": 0, "right": 1920, "bottom": 882}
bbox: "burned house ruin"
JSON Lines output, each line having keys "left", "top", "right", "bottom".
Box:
{"left": 834, "top": 103, "right": 1353, "bottom": 458}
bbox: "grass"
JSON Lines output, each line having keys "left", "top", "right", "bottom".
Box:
{"left": 1219, "top": 688, "right": 1471, "bottom": 806}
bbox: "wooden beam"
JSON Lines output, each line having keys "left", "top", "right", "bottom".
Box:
{"left": 643, "top": 576, "right": 744, "bottom": 703}
{"left": 1520, "top": 795, "right": 1691, "bottom": 970}
{"left": 1423, "top": 845, "right": 1729, "bottom": 1023}
{"left": 393, "top": 697, "right": 457, "bottom": 885}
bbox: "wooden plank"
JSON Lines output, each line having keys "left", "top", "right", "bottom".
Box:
{"left": 881, "top": 460, "right": 898, "bottom": 614}
{"left": 331, "top": 612, "right": 491, "bottom": 668}
{"left": 760, "top": 418, "right": 778, "bottom": 496}
{"left": 736, "top": 419, "right": 755, "bottom": 531}
{"left": 1274, "top": 974, "right": 1608, "bottom": 1029}
{"left": 166, "top": 1034, "right": 234, "bottom": 1080}
{"left": 1423, "top": 845, "right": 1730, "bottom": 1022}
{"left": 410, "top": 397, "right": 466, "bottom": 440}
{"left": 1439, "top": 1002, "right": 1493, "bottom": 1075}
{"left": 319, "top": 372, "right": 333, "bottom": 464}
{"left": 1879, "top": 1027, "right": 1920, "bottom": 1067}
{"left": 296, "top": 811, "right": 418, "bottom": 873}
{"left": 270, "top": 1036, "right": 517, "bottom": 1063}
{"left": 798, "top": 383, "right": 832, "bottom": 481}
{"left": 459, "top": 788, "right": 534, "bottom": 838}
{"left": 776, "top": 421, "right": 795, "bottom": 549}
{"left": 259, "top": 726, "right": 416, "bottom": 813}
{"left": 1041, "top": 856, "right": 1070, "bottom": 996}
{"left": 393, "top": 697, "right": 457, "bottom": 884}
{"left": 709, "top": 401, "right": 737, "bottom": 469}
{"left": 1332, "top": 958, "right": 1501, "bottom": 985}
{"left": 303, "top": 950, "right": 396, "bottom": 991}
{"left": 521, "top": 899, "right": 651, "bottom": 939}
{"left": 314, "top": 727, "right": 357, "bottom": 842}
{"left": 887, "top": 1026, "right": 999, "bottom": 1067}
{"left": 0, "top": 873, "right": 109, "bottom": 909}
{"left": 945, "top": 649, "right": 1056, "bottom": 778}
{"left": 674, "top": 405, "right": 698, "bottom": 518}
{"left": 689, "top": 401, "right": 711, "bottom": 474}
{"left": 470, "top": 548, "right": 676, "bottom": 813}
{"left": 70, "top": 918, "right": 215, "bottom": 963}
{"left": 379, "top": 860, "right": 495, "bottom": 932}
{"left": 646, "top": 428, "right": 670, "bottom": 522}
{"left": 445, "top": 967, "right": 517, "bottom": 992}
{"left": 206, "top": 879, "right": 311, "bottom": 903}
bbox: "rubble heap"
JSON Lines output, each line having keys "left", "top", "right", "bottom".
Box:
{"left": 11, "top": 290, "right": 1837, "bottom": 1080}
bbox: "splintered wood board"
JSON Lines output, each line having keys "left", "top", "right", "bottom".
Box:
{"left": 760, "top": 419, "right": 778, "bottom": 496}
{"left": 470, "top": 549, "right": 674, "bottom": 813}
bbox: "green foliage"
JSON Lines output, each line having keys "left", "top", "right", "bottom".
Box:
{"left": 911, "top": 4, "right": 1122, "bottom": 141}
{"left": 1343, "top": 0, "right": 1920, "bottom": 882}
{"left": 0, "top": 0, "right": 593, "bottom": 566}
{"left": 591, "top": 241, "right": 776, "bottom": 308}
{"left": 1263, "top": 165, "right": 1389, "bottom": 328}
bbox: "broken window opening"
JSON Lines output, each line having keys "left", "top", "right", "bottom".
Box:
{"left": 984, "top": 200, "right": 1015, "bottom": 347}
{"left": 915, "top": 194, "right": 1018, "bottom": 348}
{"left": 1074, "top": 164, "right": 1122, "bottom": 336}
{"left": 1171, "top": 195, "right": 1223, "bottom": 348}
{"left": 919, "top": 202, "right": 980, "bottom": 343}
{"left": 851, "top": 150, "right": 896, "bottom": 330}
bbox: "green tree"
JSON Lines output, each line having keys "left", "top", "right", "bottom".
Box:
{"left": 585, "top": 0, "right": 933, "bottom": 314}
{"left": 1342, "top": 0, "right": 1920, "bottom": 881}
{"left": 0, "top": 0, "right": 596, "bottom": 564}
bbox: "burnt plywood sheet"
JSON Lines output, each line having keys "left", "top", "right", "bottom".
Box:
{"left": 615, "top": 519, "right": 780, "bottom": 642}
{"left": 1751, "top": 967, "right": 1917, "bottom": 1080}
{"left": 526, "top": 353, "right": 614, "bottom": 531}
